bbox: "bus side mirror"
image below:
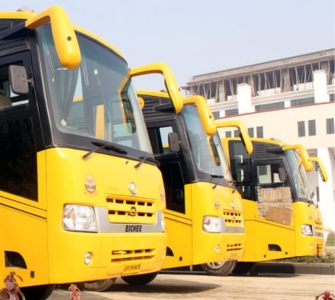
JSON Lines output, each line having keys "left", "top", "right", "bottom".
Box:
{"left": 278, "top": 167, "right": 287, "bottom": 182}
{"left": 9, "top": 65, "right": 29, "bottom": 95}
{"left": 168, "top": 132, "right": 179, "bottom": 152}
{"left": 310, "top": 157, "right": 328, "bottom": 182}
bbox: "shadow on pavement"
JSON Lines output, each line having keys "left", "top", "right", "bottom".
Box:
{"left": 57, "top": 275, "right": 221, "bottom": 295}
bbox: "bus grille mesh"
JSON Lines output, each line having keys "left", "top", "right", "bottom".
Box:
{"left": 106, "top": 197, "right": 156, "bottom": 224}
{"left": 314, "top": 219, "right": 323, "bottom": 231}
{"left": 223, "top": 210, "right": 243, "bottom": 227}
{"left": 226, "top": 243, "right": 244, "bottom": 252}
{"left": 111, "top": 248, "right": 156, "bottom": 263}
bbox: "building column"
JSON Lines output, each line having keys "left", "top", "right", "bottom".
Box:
{"left": 237, "top": 83, "right": 253, "bottom": 114}
{"left": 313, "top": 70, "right": 329, "bottom": 103}
{"left": 218, "top": 81, "right": 224, "bottom": 103}
{"left": 316, "top": 147, "right": 335, "bottom": 241}
{"left": 281, "top": 68, "right": 291, "bottom": 92}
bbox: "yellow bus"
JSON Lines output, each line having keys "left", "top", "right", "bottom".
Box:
{"left": 136, "top": 91, "right": 253, "bottom": 278}
{"left": 80, "top": 89, "right": 253, "bottom": 290}
{"left": 0, "top": 6, "right": 169, "bottom": 298}
{"left": 220, "top": 137, "right": 326, "bottom": 274}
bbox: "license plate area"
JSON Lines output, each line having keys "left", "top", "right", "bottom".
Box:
{"left": 123, "top": 264, "right": 141, "bottom": 274}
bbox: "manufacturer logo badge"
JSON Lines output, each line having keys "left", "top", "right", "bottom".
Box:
{"left": 231, "top": 201, "right": 236, "bottom": 210}
{"left": 214, "top": 199, "right": 220, "bottom": 209}
{"left": 85, "top": 175, "right": 96, "bottom": 194}
{"left": 129, "top": 206, "right": 137, "bottom": 217}
{"left": 128, "top": 182, "right": 138, "bottom": 195}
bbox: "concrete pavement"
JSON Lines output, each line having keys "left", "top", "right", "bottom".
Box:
{"left": 251, "top": 261, "right": 334, "bottom": 275}
{"left": 49, "top": 273, "right": 335, "bottom": 300}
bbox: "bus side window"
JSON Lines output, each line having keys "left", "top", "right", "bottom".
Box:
{"left": 229, "top": 141, "right": 253, "bottom": 200}
{"left": 0, "top": 92, "right": 12, "bottom": 108}
{"left": 160, "top": 162, "right": 185, "bottom": 214}
{"left": 0, "top": 67, "right": 12, "bottom": 108}
{"left": 257, "top": 163, "right": 286, "bottom": 185}
{"left": 147, "top": 126, "right": 174, "bottom": 155}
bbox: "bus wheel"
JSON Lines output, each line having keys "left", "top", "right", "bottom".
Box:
{"left": 20, "top": 284, "right": 55, "bottom": 300}
{"left": 77, "top": 278, "right": 116, "bottom": 292}
{"left": 232, "top": 262, "right": 256, "bottom": 275}
{"left": 121, "top": 272, "right": 158, "bottom": 285}
{"left": 201, "top": 260, "right": 237, "bottom": 276}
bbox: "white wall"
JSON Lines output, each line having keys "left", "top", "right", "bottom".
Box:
{"left": 216, "top": 88, "right": 335, "bottom": 233}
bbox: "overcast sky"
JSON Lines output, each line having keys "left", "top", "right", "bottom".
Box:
{"left": 2, "top": 1, "right": 335, "bottom": 92}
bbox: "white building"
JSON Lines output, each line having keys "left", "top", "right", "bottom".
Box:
{"left": 183, "top": 49, "right": 335, "bottom": 237}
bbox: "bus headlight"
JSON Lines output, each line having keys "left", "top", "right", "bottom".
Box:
{"left": 301, "top": 224, "right": 313, "bottom": 236}
{"left": 203, "top": 216, "right": 222, "bottom": 233}
{"left": 63, "top": 205, "right": 98, "bottom": 232}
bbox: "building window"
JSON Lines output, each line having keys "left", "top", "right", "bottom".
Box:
{"left": 225, "top": 108, "right": 238, "bottom": 116}
{"left": 298, "top": 121, "right": 305, "bottom": 137}
{"left": 226, "top": 131, "right": 232, "bottom": 138}
{"left": 248, "top": 128, "right": 254, "bottom": 137}
{"left": 256, "top": 126, "right": 263, "bottom": 138}
{"left": 255, "top": 102, "right": 284, "bottom": 112}
{"left": 308, "top": 120, "right": 316, "bottom": 136}
{"left": 291, "top": 97, "right": 315, "bottom": 107}
{"left": 330, "top": 94, "right": 335, "bottom": 102}
{"left": 212, "top": 111, "right": 220, "bottom": 119}
{"left": 234, "top": 130, "right": 239, "bottom": 137}
{"left": 326, "top": 118, "right": 334, "bottom": 134}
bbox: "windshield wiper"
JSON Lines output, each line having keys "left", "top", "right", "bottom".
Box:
{"left": 82, "top": 142, "right": 127, "bottom": 159}
{"left": 135, "top": 156, "right": 160, "bottom": 169}
{"left": 228, "top": 180, "right": 237, "bottom": 193}
{"left": 211, "top": 175, "right": 224, "bottom": 179}
{"left": 210, "top": 174, "right": 224, "bottom": 189}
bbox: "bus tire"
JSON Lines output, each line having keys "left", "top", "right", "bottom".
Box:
{"left": 20, "top": 284, "right": 55, "bottom": 300}
{"left": 232, "top": 262, "right": 256, "bottom": 275}
{"left": 121, "top": 272, "right": 158, "bottom": 285}
{"left": 201, "top": 260, "right": 237, "bottom": 276}
{"left": 77, "top": 278, "right": 116, "bottom": 292}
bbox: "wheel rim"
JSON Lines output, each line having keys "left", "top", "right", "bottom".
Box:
{"left": 205, "top": 261, "right": 227, "bottom": 269}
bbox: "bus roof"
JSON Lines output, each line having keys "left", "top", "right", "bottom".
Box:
{"left": 0, "top": 7, "right": 125, "bottom": 60}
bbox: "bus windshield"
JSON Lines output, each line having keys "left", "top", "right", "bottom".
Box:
{"left": 38, "top": 25, "right": 151, "bottom": 153}
{"left": 182, "top": 105, "right": 232, "bottom": 181}
{"left": 285, "top": 150, "right": 314, "bottom": 204}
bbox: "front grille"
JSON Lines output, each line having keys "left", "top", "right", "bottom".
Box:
{"left": 314, "top": 220, "right": 323, "bottom": 231}
{"left": 316, "top": 243, "right": 324, "bottom": 254}
{"left": 223, "top": 210, "right": 243, "bottom": 227}
{"left": 226, "top": 243, "right": 244, "bottom": 252}
{"left": 111, "top": 248, "right": 156, "bottom": 263}
{"left": 106, "top": 197, "right": 156, "bottom": 224}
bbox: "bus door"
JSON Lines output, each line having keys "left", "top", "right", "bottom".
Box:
{"left": 0, "top": 52, "right": 50, "bottom": 277}
{"left": 146, "top": 120, "right": 193, "bottom": 266}
{"left": 0, "top": 52, "right": 41, "bottom": 203}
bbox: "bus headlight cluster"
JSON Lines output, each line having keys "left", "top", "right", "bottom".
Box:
{"left": 63, "top": 205, "right": 98, "bottom": 232}
{"left": 203, "top": 216, "right": 222, "bottom": 233}
{"left": 301, "top": 224, "right": 313, "bottom": 236}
